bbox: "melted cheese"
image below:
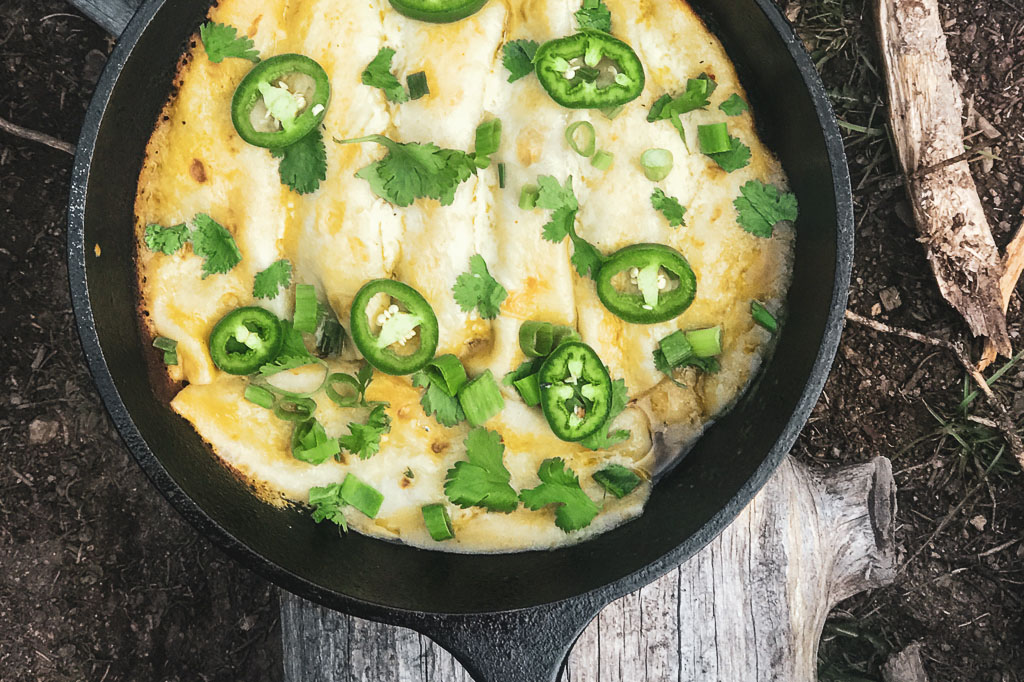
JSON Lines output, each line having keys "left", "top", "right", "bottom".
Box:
{"left": 135, "top": 0, "right": 794, "bottom": 553}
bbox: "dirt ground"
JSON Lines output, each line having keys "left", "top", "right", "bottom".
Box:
{"left": 0, "top": 0, "right": 1021, "bottom": 680}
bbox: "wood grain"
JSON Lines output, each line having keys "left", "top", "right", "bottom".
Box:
{"left": 282, "top": 456, "right": 897, "bottom": 681}
{"left": 877, "top": 0, "right": 1011, "bottom": 355}
{"left": 66, "top": 0, "right": 141, "bottom": 36}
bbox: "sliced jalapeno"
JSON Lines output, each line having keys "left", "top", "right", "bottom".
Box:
{"left": 231, "top": 54, "right": 331, "bottom": 149}
{"left": 388, "top": 0, "right": 489, "bottom": 23}
{"left": 596, "top": 244, "right": 697, "bottom": 324}
{"left": 389, "top": 0, "right": 489, "bottom": 22}
{"left": 209, "top": 307, "right": 285, "bottom": 375}
{"left": 533, "top": 30, "right": 645, "bottom": 110}
{"left": 538, "top": 342, "right": 613, "bottom": 442}
{"left": 350, "top": 279, "right": 439, "bottom": 376}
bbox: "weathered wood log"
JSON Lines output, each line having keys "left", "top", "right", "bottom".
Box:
{"left": 877, "top": 0, "right": 1011, "bottom": 356}
{"left": 65, "top": 0, "right": 141, "bottom": 35}
{"left": 883, "top": 642, "right": 930, "bottom": 682}
{"left": 979, "top": 221, "right": 1024, "bottom": 371}
{"left": 281, "top": 456, "right": 897, "bottom": 682}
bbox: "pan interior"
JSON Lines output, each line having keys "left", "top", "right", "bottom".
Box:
{"left": 72, "top": 0, "right": 849, "bottom": 616}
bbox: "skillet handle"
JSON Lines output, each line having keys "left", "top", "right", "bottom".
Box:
{"left": 409, "top": 596, "right": 603, "bottom": 682}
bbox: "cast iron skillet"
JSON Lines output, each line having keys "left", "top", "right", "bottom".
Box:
{"left": 67, "top": 0, "right": 853, "bottom": 679}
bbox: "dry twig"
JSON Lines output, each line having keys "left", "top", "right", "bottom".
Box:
{"left": 844, "top": 310, "right": 1024, "bottom": 471}
{"left": 0, "top": 114, "right": 76, "bottom": 155}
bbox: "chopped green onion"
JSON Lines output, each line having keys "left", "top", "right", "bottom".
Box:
{"left": 474, "top": 119, "right": 502, "bottom": 164}
{"left": 600, "top": 104, "right": 624, "bottom": 120}
{"left": 244, "top": 384, "right": 275, "bottom": 409}
{"left": 153, "top": 336, "right": 177, "bottom": 352}
{"left": 565, "top": 121, "right": 596, "bottom": 158}
{"left": 260, "top": 359, "right": 329, "bottom": 399}
{"left": 273, "top": 397, "right": 317, "bottom": 422}
{"left": 425, "top": 354, "right": 468, "bottom": 397}
{"left": 513, "top": 373, "right": 542, "bottom": 406}
{"left": 658, "top": 330, "right": 694, "bottom": 367}
{"left": 551, "top": 324, "right": 581, "bottom": 348}
{"left": 153, "top": 336, "right": 179, "bottom": 365}
{"left": 519, "top": 184, "right": 540, "bottom": 210}
{"left": 325, "top": 373, "right": 361, "bottom": 407}
{"left": 291, "top": 418, "right": 340, "bottom": 464}
{"left": 591, "top": 149, "right": 614, "bottom": 170}
{"left": 593, "top": 464, "right": 642, "bottom": 498}
{"left": 293, "top": 284, "right": 319, "bottom": 333}
{"left": 407, "top": 71, "right": 429, "bottom": 100}
{"left": 685, "top": 327, "right": 722, "bottom": 358}
{"left": 340, "top": 474, "right": 384, "bottom": 518}
{"left": 317, "top": 319, "right": 346, "bottom": 357}
{"left": 519, "top": 321, "right": 555, "bottom": 358}
{"left": 498, "top": 162, "right": 507, "bottom": 189}
{"left": 697, "top": 122, "right": 731, "bottom": 154}
{"left": 641, "top": 148, "right": 674, "bottom": 182}
{"left": 503, "top": 358, "right": 543, "bottom": 387}
{"left": 751, "top": 301, "right": 778, "bottom": 334}
{"left": 457, "top": 370, "right": 505, "bottom": 426}
{"left": 421, "top": 503, "right": 455, "bottom": 541}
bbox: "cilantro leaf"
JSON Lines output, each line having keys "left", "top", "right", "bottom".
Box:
{"left": 412, "top": 371, "right": 466, "bottom": 427}
{"left": 575, "top": 0, "right": 612, "bottom": 32}
{"left": 259, "top": 321, "right": 315, "bottom": 375}
{"left": 453, "top": 255, "right": 508, "bottom": 319}
{"left": 361, "top": 47, "right": 408, "bottom": 103}
{"left": 734, "top": 180, "right": 799, "bottom": 238}
{"left": 534, "top": 175, "right": 603, "bottom": 279}
{"left": 519, "top": 458, "right": 600, "bottom": 532}
{"left": 707, "top": 136, "right": 751, "bottom": 173}
{"left": 503, "top": 40, "right": 540, "bottom": 82}
{"left": 270, "top": 129, "right": 327, "bottom": 195}
{"left": 190, "top": 214, "right": 241, "bottom": 278}
{"left": 568, "top": 232, "right": 605, "bottom": 279}
{"left": 144, "top": 223, "right": 190, "bottom": 255}
{"left": 579, "top": 378, "right": 631, "bottom": 450}
{"left": 253, "top": 259, "right": 292, "bottom": 299}
{"left": 340, "top": 134, "right": 478, "bottom": 207}
{"left": 199, "top": 22, "right": 260, "bottom": 64}
{"left": 719, "top": 93, "right": 749, "bottom": 116}
{"left": 308, "top": 483, "right": 348, "bottom": 530}
{"left": 338, "top": 404, "right": 392, "bottom": 460}
{"left": 650, "top": 189, "right": 686, "bottom": 228}
{"left": 647, "top": 75, "right": 717, "bottom": 142}
{"left": 593, "top": 464, "right": 642, "bottom": 498}
{"left": 444, "top": 428, "right": 518, "bottom": 513}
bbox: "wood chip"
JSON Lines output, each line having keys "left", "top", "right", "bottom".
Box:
{"left": 880, "top": 286, "right": 902, "bottom": 311}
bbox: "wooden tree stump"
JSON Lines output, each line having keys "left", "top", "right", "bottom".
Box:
{"left": 281, "top": 456, "right": 897, "bottom": 682}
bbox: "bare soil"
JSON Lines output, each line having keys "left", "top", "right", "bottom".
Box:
{"left": 0, "top": 0, "right": 1021, "bottom": 680}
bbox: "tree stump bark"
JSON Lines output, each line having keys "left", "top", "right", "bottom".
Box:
{"left": 281, "top": 456, "right": 897, "bottom": 682}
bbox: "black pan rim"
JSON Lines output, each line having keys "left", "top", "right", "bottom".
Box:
{"left": 67, "top": 0, "right": 854, "bottom": 625}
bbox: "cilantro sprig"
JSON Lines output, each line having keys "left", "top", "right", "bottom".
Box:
{"left": 144, "top": 223, "right": 190, "bottom": 255}
{"left": 444, "top": 428, "right": 518, "bottom": 513}
{"left": 575, "top": 0, "right": 612, "bottom": 32}
{"left": 271, "top": 129, "right": 327, "bottom": 195}
{"left": 308, "top": 483, "right": 348, "bottom": 530}
{"left": 338, "top": 404, "right": 392, "bottom": 460}
{"left": 503, "top": 40, "right": 539, "bottom": 83}
{"left": 337, "top": 120, "right": 500, "bottom": 207}
{"left": 647, "top": 74, "right": 716, "bottom": 142}
{"left": 412, "top": 371, "right": 466, "bottom": 427}
{"left": 535, "top": 175, "right": 605, "bottom": 279}
{"left": 362, "top": 47, "right": 409, "bottom": 103}
{"left": 520, "top": 458, "right": 600, "bottom": 532}
{"left": 706, "top": 136, "right": 751, "bottom": 173}
{"left": 650, "top": 189, "right": 686, "bottom": 228}
{"left": 453, "top": 255, "right": 508, "bottom": 319}
{"left": 258, "top": 322, "right": 316, "bottom": 376}
{"left": 253, "top": 259, "right": 292, "bottom": 299}
{"left": 199, "top": 22, "right": 260, "bottom": 64}
{"left": 190, "top": 214, "right": 242, "bottom": 279}
{"left": 719, "top": 93, "right": 749, "bottom": 117}
{"left": 734, "top": 180, "right": 798, "bottom": 238}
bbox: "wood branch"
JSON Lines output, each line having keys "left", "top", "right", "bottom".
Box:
{"left": 978, "top": 220, "right": 1024, "bottom": 371}
{"left": 877, "top": 0, "right": 1011, "bottom": 356}
{"left": 65, "top": 0, "right": 141, "bottom": 36}
{"left": 280, "top": 456, "right": 897, "bottom": 681}
{"left": 0, "top": 115, "right": 76, "bottom": 155}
